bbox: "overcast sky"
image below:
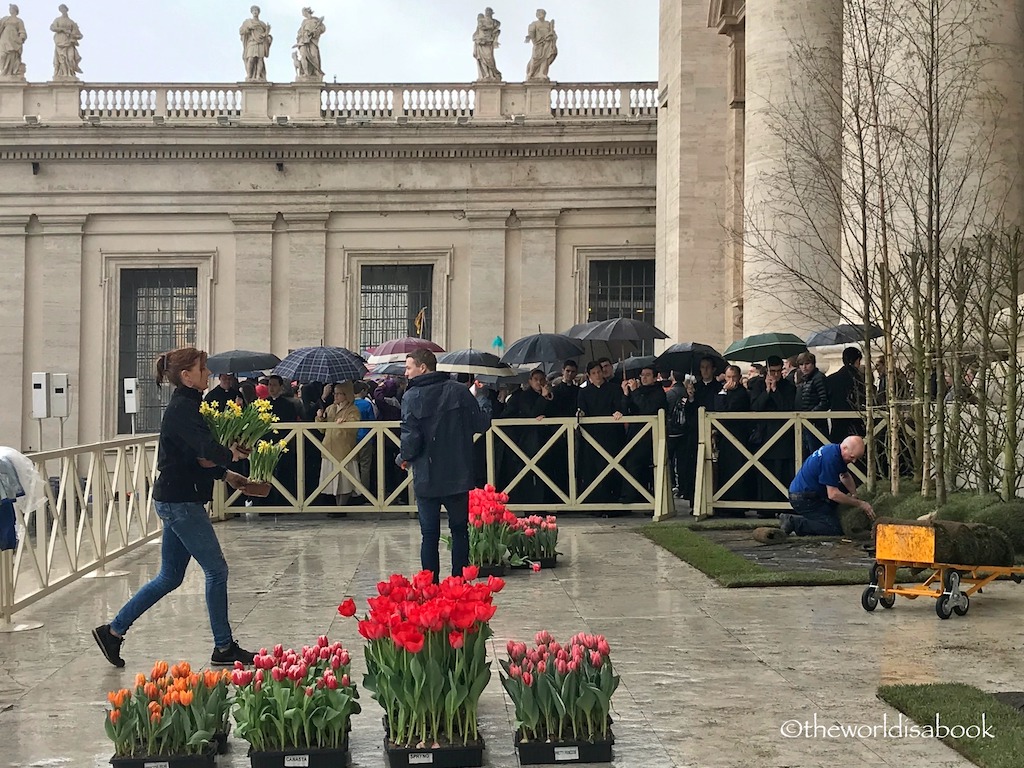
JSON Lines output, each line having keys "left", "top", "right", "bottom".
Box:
{"left": 16, "top": 1, "right": 659, "bottom": 84}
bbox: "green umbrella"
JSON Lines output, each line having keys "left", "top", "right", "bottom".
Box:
{"left": 723, "top": 333, "right": 808, "bottom": 362}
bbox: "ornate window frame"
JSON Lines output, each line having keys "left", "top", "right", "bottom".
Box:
{"left": 100, "top": 250, "right": 216, "bottom": 437}
{"left": 339, "top": 248, "right": 453, "bottom": 349}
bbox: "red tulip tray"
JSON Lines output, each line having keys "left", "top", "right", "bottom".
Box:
{"left": 109, "top": 749, "right": 215, "bottom": 768}
{"left": 384, "top": 737, "right": 485, "bottom": 768}
{"left": 247, "top": 742, "right": 349, "bottom": 768}
{"left": 475, "top": 562, "right": 507, "bottom": 578}
{"left": 514, "top": 730, "right": 614, "bottom": 765}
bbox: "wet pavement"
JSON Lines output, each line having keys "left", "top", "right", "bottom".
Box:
{"left": 3, "top": 515, "right": 1022, "bottom": 767}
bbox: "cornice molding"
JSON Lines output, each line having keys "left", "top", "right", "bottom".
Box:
{"left": 0, "top": 143, "right": 656, "bottom": 163}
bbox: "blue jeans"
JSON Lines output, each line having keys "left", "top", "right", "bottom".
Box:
{"left": 417, "top": 492, "right": 469, "bottom": 582}
{"left": 788, "top": 496, "right": 843, "bottom": 536}
{"left": 111, "top": 501, "right": 233, "bottom": 648}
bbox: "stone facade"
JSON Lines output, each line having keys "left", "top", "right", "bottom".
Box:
{"left": 0, "top": 80, "right": 657, "bottom": 449}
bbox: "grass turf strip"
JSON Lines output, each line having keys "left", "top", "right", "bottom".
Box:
{"left": 638, "top": 522, "right": 919, "bottom": 588}
{"left": 878, "top": 683, "right": 1024, "bottom": 768}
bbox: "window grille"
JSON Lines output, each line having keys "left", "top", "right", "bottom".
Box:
{"left": 359, "top": 265, "right": 434, "bottom": 350}
{"left": 118, "top": 268, "right": 198, "bottom": 433}
{"left": 587, "top": 259, "right": 656, "bottom": 354}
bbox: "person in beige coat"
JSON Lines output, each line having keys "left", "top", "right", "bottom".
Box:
{"left": 315, "top": 381, "right": 362, "bottom": 505}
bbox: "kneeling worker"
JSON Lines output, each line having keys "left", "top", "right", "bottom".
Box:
{"left": 780, "top": 436, "right": 874, "bottom": 536}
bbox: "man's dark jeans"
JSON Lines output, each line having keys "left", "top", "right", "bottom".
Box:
{"left": 788, "top": 494, "right": 843, "bottom": 536}
{"left": 417, "top": 492, "right": 470, "bottom": 581}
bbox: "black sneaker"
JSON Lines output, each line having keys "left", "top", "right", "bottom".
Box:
{"left": 211, "top": 640, "right": 255, "bottom": 667}
{"left": 92, "top": 624, "right": 126, "bottom": 668}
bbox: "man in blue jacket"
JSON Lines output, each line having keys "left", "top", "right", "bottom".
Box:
{"left": 398, "top": 349, "right": 491, "bottom": 581}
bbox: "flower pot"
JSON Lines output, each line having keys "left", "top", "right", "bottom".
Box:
{"left": 243, "top": 481, "right": 272, "bottom": 498}
{"left": 109, "top": 749, "right": 216, "bottom": 768}
{"left": 384, "top": 738, "right": 485, "bottom": 768}
{"left": 247, "top": 742, "right": 349, "bottom": 768}
{"left": 213, "top": 722, "right": 232, "bottom": 754}
{"left": 474, "top": 562, "right": 507, "bottom": 578}
{"left": 514, "top": 728, "right": 614, "bottom": 765}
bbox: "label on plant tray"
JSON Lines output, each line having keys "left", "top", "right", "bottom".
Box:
{"left": 554, "top": 746, "right": 581, "bottom": 761}
{"left": 143, "top": 763, "right": 170, "bottom": 768}
{"left": 284, "top": 757, "right": 310, "bottom": 767}
{"left": 408, "top": 753, "right": 434, "bottom": 765}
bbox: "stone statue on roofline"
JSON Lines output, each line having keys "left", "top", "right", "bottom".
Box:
{"left": 524, "top": 8, "right": 557, "bottom": 82}
{"left": 0, "top": 3, "right": 27, "bottom": 81}
{"left": 51, "top": 4, "right": 82, "bottom": 81}
{"left": 293, "top": 6, "right": 326, "bottom": 82}
{"left": 240, "top": 5, "right": 272, "bottom": 83}
{"left": 473, "top": 7, "right": 502, "bottom": 82}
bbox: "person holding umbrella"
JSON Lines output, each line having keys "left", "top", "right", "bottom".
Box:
{"left": 619, "top": 364, "right": 667, "bottom": 504}
{"left": 576, "top": 360, "right": 625, "bottom": 513}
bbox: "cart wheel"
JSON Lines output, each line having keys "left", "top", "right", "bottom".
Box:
{"left": 935, "top": 594, "right": 953, "bottom": 620}
{"left": 953, "top": 594, "right": 970, "bottom": 616}
{"left": 861, "top": 585, "right": 879, "bottom": 612}
{"left": 868, "top": 563, "right": 883, "bottom": 585}
{"left": 942, "top": 569, "right": 960, "bottom": 593}
{"left": 879, "top": 592, "right": 896, "bottom": 609}
{"left": 1012, "top": 573, "right": 1022, "bottom": 584}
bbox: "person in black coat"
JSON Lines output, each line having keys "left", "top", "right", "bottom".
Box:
{"left": 795, "top": 351, "right": 830, "bottom": 457}
{"left": 678, "top": 356, "right": 721, "bottom": 502}
{"left": 619, "top": 364, "right": 668, "bottom": 503}
{"left": 93, "top": 348, "right": 254, "bottom": 669}
{"left": 203, "top": 374, "right": 241, "bottom": 411}
{"left": 828, "top": 347, "right": 866, "bottom": 442}
{"left": 576, "top": 360, "right": 625, "bottom": 509}
{"left": 500, "top": 369, "right": 555, "bottom": 504}
{"left": 397, "top": 350, "right": 491, "bottom": 582}
{"left": 713, "top": 365, "right": 753, "bottom": 513}
{"left": 750, "top": 355, "right": 798, "bottom": 517}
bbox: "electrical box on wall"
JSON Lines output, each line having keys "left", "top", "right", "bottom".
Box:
{"left": 50, "top": 373, "right": 70, "bottom": 418}
{"left": 123, "top": 377, "right": 138, "bottom": 414}
{"left": 31, "top": 372, "right": 50, "bottom": 418}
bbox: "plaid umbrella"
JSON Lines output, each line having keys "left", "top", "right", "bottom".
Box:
{"left": 206, "top": 350, "right": 281, "bottom": 375}
{"left": 367, "top": 336, "right": 445, "bottom": 365}
{"left": 274, "top": 346, "right": 367, "bottom": 383}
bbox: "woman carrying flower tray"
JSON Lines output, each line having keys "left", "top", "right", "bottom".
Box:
{"left": 93, "top": 347, "right": 257, "bottom": 670}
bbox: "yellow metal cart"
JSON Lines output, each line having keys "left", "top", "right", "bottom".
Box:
{"left": 862, "top": 520, "right": 1024, "bottom": 619}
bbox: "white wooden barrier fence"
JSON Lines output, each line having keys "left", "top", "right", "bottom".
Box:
{"left": 2, "top": 415, "right": 669, "bottom": 625}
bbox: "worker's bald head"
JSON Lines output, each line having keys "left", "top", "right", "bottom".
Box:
{"left": 840, "top": 435, "right": 866, "bottom": 463}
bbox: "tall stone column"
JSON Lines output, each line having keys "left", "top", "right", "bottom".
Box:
{"left": 231, "top": 214, "right": 275, "bottom": 351}
{"left": 466, "top": 213, "right": 507, "bottom": 349}
{"left": 0, "top": 216, "right": 27, "bottom": 448}
{"left": 517, "top": 211, "right": 559, "bottom": 336}
{"left": 743, "top": 0, "right": 842, "bottom": 336}
{"left": 285, "top": 213, "right": 328, "bottom": 350}
{"left": 37, "top": 215, "right": 87, "bottom": 447}
{"left": 656, "top": 0, "right": 731, "bottom": 351}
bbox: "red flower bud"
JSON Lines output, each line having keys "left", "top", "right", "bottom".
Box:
{"left": 337, "top": 598, "right": 357, "bottom": 617}
{"left": 462, "top": 565, "right": 479, "bottom": 581}
{"left": 531, "top": 562, "right": 542, "bottom": 572}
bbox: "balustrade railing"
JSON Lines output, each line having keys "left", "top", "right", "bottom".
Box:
{"left": 79, "top": 85, "right": 243, "bottom": 119}
{"left": 4, "top": 80, "right": 658, "bottom": 124}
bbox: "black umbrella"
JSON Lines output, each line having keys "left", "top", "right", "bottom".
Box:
{"left": 654, "top": 342, "right": 726, "bottom": 376}
{"left": 206, "top": 349, "right": 281, "bottom": 375}
{"left": 571, "top": 317, "right": 668, "bottom": 343}
{"left": 614, "top": 355, "right": 658, "bottom": 377}
{"left": 500, "top": 334, "right": 585, "bottom": 366}
{"left": 806, "top": 323, "right": 884, "bottom": 347}
{"left": 437, "top": 349, "right": 515, "bottom": 377}
{"left": 274, "top": 346, "right": 367, "bottom": 383}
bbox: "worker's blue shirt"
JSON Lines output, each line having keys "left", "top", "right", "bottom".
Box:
{"left": 789, "top": 443, "right": 848, "bottom": 497}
